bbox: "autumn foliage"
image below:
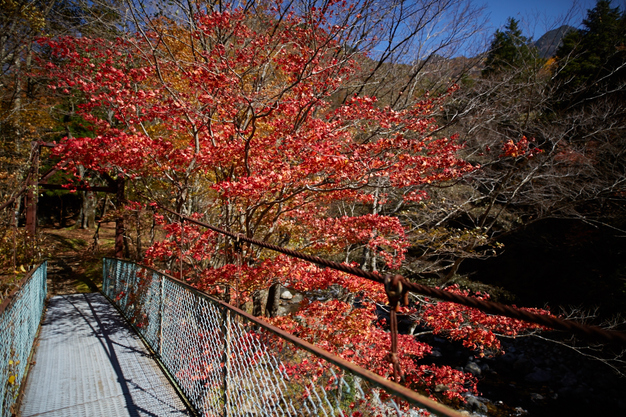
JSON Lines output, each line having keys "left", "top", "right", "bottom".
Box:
{"left": 36, "top": 0, "right": 547, "bottom": 407}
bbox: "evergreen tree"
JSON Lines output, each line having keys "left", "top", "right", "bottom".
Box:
{"left": 554, "top": 0, "right": 626, "bottom": 106}
{"left": 482, "top": 17, "right": 539, "bottom": 77}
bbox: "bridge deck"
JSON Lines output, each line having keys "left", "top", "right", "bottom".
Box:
{"left": 19, "top": 293, "right": 191, "bottom": 417}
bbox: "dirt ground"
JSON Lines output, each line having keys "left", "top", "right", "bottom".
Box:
{"left": 42, "top": 222, "right": 117, "bottom": 296}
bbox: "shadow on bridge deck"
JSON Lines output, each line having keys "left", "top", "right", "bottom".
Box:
{"left": 19, "top": 293, "right": 191, "bottom": 417}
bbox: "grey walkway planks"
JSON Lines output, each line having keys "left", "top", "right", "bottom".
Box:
{"left": 20, "top": 293, "right": 191, "bottom": 417}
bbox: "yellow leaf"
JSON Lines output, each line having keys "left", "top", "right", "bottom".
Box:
{"left": 8, "top": 360, "right": 13, "bottom": 365}
{"left": 20, "top": 265, "right": 26, "bottom": 272}
{"left": 8, "top": 375, "right": 15, "bottom": 385}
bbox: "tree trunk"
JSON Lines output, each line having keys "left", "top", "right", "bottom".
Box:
{"left": 136, "top": 208, "right": 142, "bottom": 261}
{"left": 80, "top": 191, "right": 96, "bottom": 228}
{"left": 58, "top": 194, "right": 66, "bottom": 228}
{"left": 441, "top": 257, "right": 464, "bottom": 284}
{"left": 77, "top": 165, "right": 96, "bottom": 229}
{"left": 25, "top": 142, "right": 38, "bottom": 236}
{"left": 91, "top": 221, "right": 101, "bottom": 254}
{"left": 252, "top": 289, "right": 269, "bottom": 317}
{"left": 265, "top": 283, "right": 281, "bottom": 317}
{"left": 115, "top": 176, "right": 125, "bottom": 258}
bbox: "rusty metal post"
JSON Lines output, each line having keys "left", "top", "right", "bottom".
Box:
{"left": 384, "top": 275, "right": 408, "bottom": 383}
{"left": 115, "top": 175, "right": 125, "bottom": 258}
{"left": 25, "top": 141, "right": 39, "bottom": 237}
{"left": 221, "top": 307, "right": 231, "bottom": 416}
{"left": 179, "top": 215, "right": 184, "bottom": 280}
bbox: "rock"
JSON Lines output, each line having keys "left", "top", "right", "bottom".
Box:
{"left": 280, "top": 290, "right": 293, "bottom": 300}
{"left": 530, "top": 393, "right": 544, "bottom": 402}
{"left": 513, "top": 357, "right": 533, "bottom": 373}
{"left": 434, "top": 384, "right": 448, "bottom": 393}
{"left": 464, "top": 361, "right": 482, "bottom": 377}
{"left": 430, "top": 348, "right": 443, "bottom": 358}
{"left": 559, "top": 372, "right": 577, "bottom": 387}
{"left": 464, "top": 395, "right": 488, "bottom": 413}
{"left": 513, "top": 406, "right": 528, "bottom": 416}
{"left": 525, "top": 367, "right": 552, "bottom": 383}
{"left": 275, "top": 305, "right": 289, "bottom": 316}
{"left": 500, "top": 352, "right": 516, "bottom": 365}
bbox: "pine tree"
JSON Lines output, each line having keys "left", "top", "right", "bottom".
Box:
{"left": 554, "top": 0, "right": 626, "bottom": 106}
{"left": 482, "top": 17, "right": 539, "bottom": 77}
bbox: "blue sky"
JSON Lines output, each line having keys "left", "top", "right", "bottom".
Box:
{"left": 482, "top": 0, "right": 622, "bottom": 39}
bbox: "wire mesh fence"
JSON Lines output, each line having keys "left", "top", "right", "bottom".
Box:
{"left": 0, "top": 262, "right": 47, "bottom": 417}
{"left": 103, "top": 258, "right": 462, "bottom": 417}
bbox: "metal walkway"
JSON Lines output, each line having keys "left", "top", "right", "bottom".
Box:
{"left": 19, "top": 293, "right": 191, "bottom": 417}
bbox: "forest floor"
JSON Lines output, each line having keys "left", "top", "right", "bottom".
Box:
{"left": 0, "top": 223, "right": 116, "bottom": 302}
{"left": 41, "top": 222, "right": 116, "bottom": 296}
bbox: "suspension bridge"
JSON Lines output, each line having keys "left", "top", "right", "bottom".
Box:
{"left": 3, "top": 213, "right": 626, "bottom": 417}
{"left": 2, "top": 259, "right": 464, "bottom": 417}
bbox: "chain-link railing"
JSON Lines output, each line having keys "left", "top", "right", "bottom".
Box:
{"left": 103, "top": 258, "right": 463, "bottom": 417}
{"left": 0, "top": 262, "right": 47, "bottom": 417}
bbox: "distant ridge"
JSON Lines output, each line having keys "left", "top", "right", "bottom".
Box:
{"left": 533, "top": 25, "right": 576, "bottom": 58}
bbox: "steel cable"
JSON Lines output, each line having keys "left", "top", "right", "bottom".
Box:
{"left": 156, "top": 205, "right": 626, "bottom": 345}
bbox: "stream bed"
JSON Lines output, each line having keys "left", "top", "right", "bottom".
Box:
{"left": 416, "top": 331, "right": 626, "bottom": 416}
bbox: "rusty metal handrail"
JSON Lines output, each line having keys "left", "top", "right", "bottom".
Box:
{"left": 155, "top": 205, "right": 626, "bottom": 345}
{"left": 0, "top": 261, "right": 47, "bottom": 417}
{"left": 0, "top": 262, "right": 46, "bottom": 316}
{"left": 103, "top": 257, "right": 465, "bottom": 417}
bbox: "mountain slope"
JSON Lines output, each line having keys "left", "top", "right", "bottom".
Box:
{"left": 533, "top": 25, "right": 576, "bottom": 58}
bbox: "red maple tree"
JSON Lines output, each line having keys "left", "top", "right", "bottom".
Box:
{"left": 37, "top": 0, "right": 545, "bottom": 406}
